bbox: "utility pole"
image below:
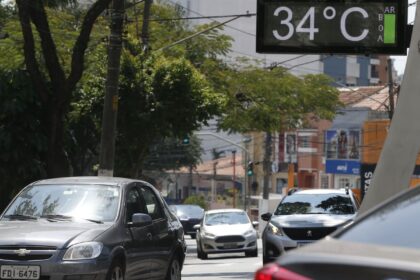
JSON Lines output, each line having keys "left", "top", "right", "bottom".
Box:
{"left": 141, "top": 0, "right": 152, "bottom": 53}
{"left": 387, "top": 58, "right": 395, "bottom": 119}
{"left": 98, "top": 0, "right": 125, "bottom": 177}
{"left": 263, "top": 132, "right": 272, "bottom": 200}
{"left": 232, "top": 150, "right": 237, "bottom": 208}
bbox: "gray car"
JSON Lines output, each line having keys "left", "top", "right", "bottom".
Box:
{"left": 0, "top": 176, "right": 186, "bottom": 280}
{"left": 261, "top": 188, "right": 358, "bottom": 264}
{"left": 255, "top": 186, "right": 420, "bottom": 279}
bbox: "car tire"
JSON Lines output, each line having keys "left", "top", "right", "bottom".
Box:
{"left": 166, "top": 256, "right": 181, "bottom": 280}
{"left": 197, "top": 242, "right": 207, "bottom": 260}
{"left": 245, "top": 247, "right": 258, "bottom": 257}
{"left": 106, "top": 260, "right": 124, "bottom": 280}
{"left": 190, "top": 233, "right": 196, "bottom": 239}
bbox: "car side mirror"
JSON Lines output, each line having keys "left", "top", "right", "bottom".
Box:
{"left": 128, "top": 213, "right": 152, "bottom": 227}
{"left": 252, "top": 221, "right": 259, "bottom": 228}
{"left": 261, "top": 212, "right": 272, "bottom": 221}
{"left": 193, "top": 224, "right": 201, "bottom": 230}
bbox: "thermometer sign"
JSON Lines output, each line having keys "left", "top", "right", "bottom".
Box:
{"left": 256, "top": 0, "right": 407, "bottom": 54}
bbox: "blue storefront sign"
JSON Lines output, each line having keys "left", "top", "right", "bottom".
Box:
{"left": 326, "top": 160, "right": 360, "bottom": 175}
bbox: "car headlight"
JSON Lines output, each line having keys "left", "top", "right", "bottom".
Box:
{"left": 244, "top": 229, "right": 255, "bottom": 236}
{"left": 267, "top": 222, "right": 284, "bottom": 236}
{"left": 203, "top": 232, "right": 215, "bottom": 238}
{"left": 63, "top": 242, "right": 103, "bottom": 260}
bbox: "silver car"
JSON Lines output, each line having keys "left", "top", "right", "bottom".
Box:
{"left": 194, "top": 209, "right": 258, "bottom": 259}
{"left": 261, "top": 188, "right": 358, "bottom": 264}
{"left": 0, "top": 176, "right": 186, "bottom": 280}
{"left": 255, "top": 186, "right": 420, "bottom": 279}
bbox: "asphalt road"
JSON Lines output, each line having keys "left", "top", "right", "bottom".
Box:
{"left": 181, "top": 236, "right": 263, "bottom": 280}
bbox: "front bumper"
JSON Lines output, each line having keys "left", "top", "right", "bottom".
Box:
{"left": 200, "top": 234, "right": 258, "bottom": 254}
{"left": 263, "top": 231, "right": 313, "bottom": 262}
{"left": 0, "top": 252, "right": 110, "bottom": 280}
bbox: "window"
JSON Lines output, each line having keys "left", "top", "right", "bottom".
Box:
{"left": 320, "top": 175, "right": 330, "bottom": 189}
{"left": 140, "top": 186, "right": 164, "bottom": 220}
{"left": 338, "top": 177, "right": 350, "bottom": 189}
{"left": 298, "top": 136, "right": 310, "bottom": 148}
{"left": 126, "top": 187, "right": 147, "bottom": 223}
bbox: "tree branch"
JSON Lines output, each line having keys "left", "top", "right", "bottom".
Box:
{"left": 28, "top": 0, "right": 66, "bottom": 91}
{"left": 67, "top": 0, "right": 112, "bottom": 91}
{"left": 16, "top": 0, "right": 48, "bottom": 103}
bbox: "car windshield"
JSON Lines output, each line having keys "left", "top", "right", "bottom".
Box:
{"left": 337, "top": 189, "right": 420, "bottom": 249}
{"left": 205, "top": 211, "right": 250, "bottom": 226}
{"left": 171, "top": 205, "right": 204, "bottom": 218}
{"left": 2, "top": 184, "right": 120, "bottom": 222}
{"left": 274, "top": 193, "right": 355, "bottom": 215}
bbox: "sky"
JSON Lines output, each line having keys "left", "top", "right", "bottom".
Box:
{"left": 391, "top": 4, "right": 416, "bottom": 75}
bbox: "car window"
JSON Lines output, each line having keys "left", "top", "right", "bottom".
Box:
{"left": 2, "top": 184, "right": 120, "bottom": 222}
{"left": 274, "top": 193, "right": 355, "bottom": 215}
{"left": 204, "top": 211, "right": 250, "bottom": 226}
{"left": 337, "top": 191, "right": 420, "bottom": 249}
{"left": 173, "top": 205, "right": 204, "bottom": 218}
{"left": 126, "top": 187, "right": 148, "bottom": 223}
{"left": 140, "top": 186, "right": 164, "bottom": 220}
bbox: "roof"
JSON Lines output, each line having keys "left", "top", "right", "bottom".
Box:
{"left": 178, "top": 155, "right": 244, "bottom": 177}
{"left": 205, "top": 208, "right": 245, "bottom": 214}
{"left": 293, "top": 188, "right": 349, "bottom": 195}
{"left": 31, "top": 176, "right": 147, "bottom": 186}
{"left": 339, "top": 86, "right": 396, "bottom": 111}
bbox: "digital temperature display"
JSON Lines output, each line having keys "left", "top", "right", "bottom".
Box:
{"left": 256, "top": 0, "right": 408, "bottom": 54}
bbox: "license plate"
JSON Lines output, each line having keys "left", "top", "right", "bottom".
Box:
{"left": 0, "top": 265, "right": 40, "bottom": 280}
{"left": 224, "top": 243, "right": 237, "bottom": 249}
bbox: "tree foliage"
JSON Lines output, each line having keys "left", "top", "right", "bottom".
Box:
{"left": 218, "top": 67, "right": 342, "bottom": 133}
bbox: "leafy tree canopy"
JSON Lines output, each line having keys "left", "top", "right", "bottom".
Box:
{"left": 218, "top": 67, "right": 342, "bottom": 133}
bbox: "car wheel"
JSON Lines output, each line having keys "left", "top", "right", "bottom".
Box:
{"left": 166, "top": 256, "right": 181, "bottom": 280}
{"left": 190, "top": 233, "right": 196, "bottom": 239}
{"left": 245, "top": 247, "right": 258, "bottom": 257}
{"left": 106, "top": 260, "right": 124, "bottom": 280}
{"left": 197, "top": 242, "right": 207, "bottom": 260}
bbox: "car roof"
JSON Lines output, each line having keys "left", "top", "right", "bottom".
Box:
{"left": 30, "top": 176, "right": 149, "bottom": 187}
{"left": 205, "top": 208, "right": 245, "bottom": 214}
{"left": 291, "top": 188, "right": 349, "bottom": 195}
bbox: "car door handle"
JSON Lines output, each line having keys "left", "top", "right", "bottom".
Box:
{"left": 146, "top": 232, "right": 153, "bottom": 240}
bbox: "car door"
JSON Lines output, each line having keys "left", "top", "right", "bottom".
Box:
{"left": 123, "top": 185, "right": 153, "bottom": 280}
{"left": 139, "top": 185, "right": 175, "bottom": 280}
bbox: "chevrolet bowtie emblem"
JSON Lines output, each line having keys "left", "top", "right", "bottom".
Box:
{"left": 14, "top": 248, "right": 31, "bottom": 256}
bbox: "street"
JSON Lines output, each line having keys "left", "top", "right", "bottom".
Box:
{"left": 182, "top": 236, "right": 263, "bottom": 280}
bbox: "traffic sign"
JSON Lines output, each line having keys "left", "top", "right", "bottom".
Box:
{"left": 256, "top": 0, "right": 408, "bottom": 55}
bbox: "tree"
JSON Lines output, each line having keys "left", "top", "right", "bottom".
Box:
{"left": 219, "top": 67, "right": 341, "bottom": 133}
{"left": 14, "top": 0, "right": 111, "bottom": 177}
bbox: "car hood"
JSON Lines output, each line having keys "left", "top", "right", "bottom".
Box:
{"left": 0, "top": 220, "right": 112, "bottom": 249}
{"left": 280, "top": 237, "right": 420, "bottom": 272}
{"left": 270, "top": 214, "right": 355, "bottom": 228}
{"left": 203, "top": 224, "right": 253, "bottom": 236}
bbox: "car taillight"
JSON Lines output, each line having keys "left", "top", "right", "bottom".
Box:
{"left": 254, "top": 263, "right": 312, "bottom": 280}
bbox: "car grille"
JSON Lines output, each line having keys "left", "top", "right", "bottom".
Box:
{"left": 0, "top": 245, "right": 57, "bottom": 261}
{"left": 215, "top": 236, "right": 245, "bottom": 243}
{"left": 283, "top": 227, "right": 337, "bottom": 240}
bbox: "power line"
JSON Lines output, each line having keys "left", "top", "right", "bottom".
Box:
{"left": 165, "top": 0, "right": 256, "bottom": 37}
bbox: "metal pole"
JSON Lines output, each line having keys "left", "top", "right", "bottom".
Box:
{"left": 387, "top": 58, "right": 395, "bottom": 119}
{"left": 98, "top": 0, "right": 124, "bottom": 177}
{"left": 232, "top": 150, "right": 236, "bottom": 208}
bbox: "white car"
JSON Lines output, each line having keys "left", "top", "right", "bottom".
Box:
{"left": 194, "top": 209, "right": 258, "bottom": 259}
